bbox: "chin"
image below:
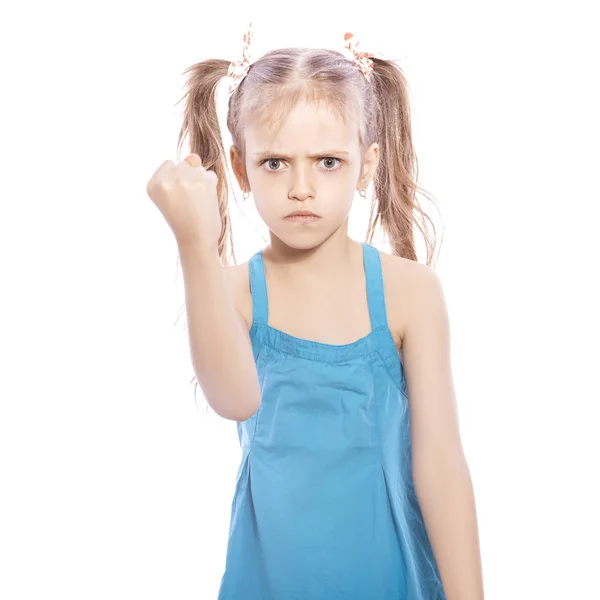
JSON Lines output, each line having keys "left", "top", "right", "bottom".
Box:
{"left": 268, "top": 228, "right": 329, "bottom": 251}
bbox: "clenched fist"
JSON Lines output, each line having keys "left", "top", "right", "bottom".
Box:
{"left": 146, "top": 154, "right": 222, "bottom": 249}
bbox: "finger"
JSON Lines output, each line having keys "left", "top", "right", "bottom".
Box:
{"left": 203, "top": 169, "right": 219, "bottom": 188}
{"left": 183, "top": 153, "right": 203, "bottom": 167}
{"left": 147, "top": 159, "right": 175, "bottom": 189}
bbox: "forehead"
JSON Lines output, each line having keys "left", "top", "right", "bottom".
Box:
{"left": 245, "top": 99, "right": 358, "bottom": 155}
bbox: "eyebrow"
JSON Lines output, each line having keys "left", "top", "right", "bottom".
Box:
{"left": 253, "top": 150, "right": 350, "bottom": 159}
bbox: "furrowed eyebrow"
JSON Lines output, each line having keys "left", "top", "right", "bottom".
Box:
{"left": 253, "top": 150, "right": 350, "bottom": 159}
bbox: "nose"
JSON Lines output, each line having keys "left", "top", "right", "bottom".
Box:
{"left": 288, "top": 168, "right": 315, "bottom": 201}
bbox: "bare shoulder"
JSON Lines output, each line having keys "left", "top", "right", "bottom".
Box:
{"left": 378, "top": 249, "right": 442, "bottom": 350}
{"left": 223, "top": 260, "right": 253, "bottom": 332}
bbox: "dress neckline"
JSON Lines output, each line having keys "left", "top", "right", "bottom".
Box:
{"left": 248, "top": 242, "right": 395, "bottom": 362}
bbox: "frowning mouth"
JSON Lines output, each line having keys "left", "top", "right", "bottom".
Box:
{"left": 284, "top": 210, "right": 321, "bottom": 221}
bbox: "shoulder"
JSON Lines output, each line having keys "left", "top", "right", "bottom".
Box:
{"left": 223, "top": 260, "right": 253, "bottom": 331}
{"left": 378, "top": 249, "right": 445, "bottom": 348}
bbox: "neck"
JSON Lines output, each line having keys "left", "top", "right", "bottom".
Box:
{"left": 263, "top": 231, "right": 361, "bottom": 281}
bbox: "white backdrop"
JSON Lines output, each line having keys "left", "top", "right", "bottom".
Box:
{"left": 1, "top": 1, "right": 599, "bottom": 598}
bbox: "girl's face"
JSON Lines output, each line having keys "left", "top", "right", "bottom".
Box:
{"left": 231, "top": 99, "right": 379, "bottom": 249}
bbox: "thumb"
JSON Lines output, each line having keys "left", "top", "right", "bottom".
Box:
{"left": 184, "top": 153, "right": 203, "bottom": 167}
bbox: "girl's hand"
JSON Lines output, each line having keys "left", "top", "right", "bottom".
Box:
{"left": 146, "top": 154, "right": 222, "bottom": 249}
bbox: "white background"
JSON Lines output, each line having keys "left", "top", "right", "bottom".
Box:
{"left": 1, "top": 1, "right": 599, "bottom": 598}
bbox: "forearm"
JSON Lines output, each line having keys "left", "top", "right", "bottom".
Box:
{"left": 413, "top": 449, "right": 485, "bottom": 600}
{"left": 178, "top": 242, "right": 261, "bottom": 421}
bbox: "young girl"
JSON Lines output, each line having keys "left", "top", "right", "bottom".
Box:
{"left": 147, "top": 23, "right": 484, "bottom": 600}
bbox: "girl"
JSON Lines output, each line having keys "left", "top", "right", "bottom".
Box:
{"left": 147, "top": 23, "right": 484, "bottom": 600}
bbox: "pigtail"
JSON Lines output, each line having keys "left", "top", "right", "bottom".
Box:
{"left": 174, "top": 58, "right": 238, "bottom": 267}
{"left": 367, "top": 58, "right": 442, "bottom": 268}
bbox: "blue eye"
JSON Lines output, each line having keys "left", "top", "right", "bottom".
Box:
{"left": 261, "top": 157, "right": 342, "bottom": 173}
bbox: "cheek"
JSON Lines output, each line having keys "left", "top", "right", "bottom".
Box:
{"left": 252, "top": 198, "right": 279, "bottom": 225}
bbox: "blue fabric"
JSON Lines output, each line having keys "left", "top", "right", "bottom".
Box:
{"left": 217, "top": 242, "right": 446, "bottom": 600}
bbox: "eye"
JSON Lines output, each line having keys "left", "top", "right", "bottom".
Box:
{"left": 260, "top": 157, "right": 342, "bottom": 173}
{"left": 320, "top": 157, "right": 341, "bottom": 171}
{"left": 261, "top": 158, "right": 284, "bottom": 172}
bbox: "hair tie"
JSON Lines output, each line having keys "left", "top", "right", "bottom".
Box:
{"left": 227, "top": 24, "right": 382, "bottom": 95}
{"left": 342, "top": 32, "right": 376, "bottom": 80}
{"left": 227, "top": 22, "right": 254, "bottom": 95}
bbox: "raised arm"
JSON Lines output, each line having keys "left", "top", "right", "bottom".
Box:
{"left": 178, "top": 242, "right": 261, "bottom": 422}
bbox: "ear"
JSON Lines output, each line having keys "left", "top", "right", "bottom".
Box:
{"left": 357, "top": 143, "right": 379, "bottom": 191}
{"left": 230, "top": 145, "right": 250, "bottom": 192}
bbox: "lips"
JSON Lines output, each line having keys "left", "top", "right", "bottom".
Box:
{"left": 284, "top": 210, "right": 320, "bottom": 218}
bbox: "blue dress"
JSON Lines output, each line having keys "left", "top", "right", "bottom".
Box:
{"left": 217, "top": 242, "right": 446, "bottom": 600}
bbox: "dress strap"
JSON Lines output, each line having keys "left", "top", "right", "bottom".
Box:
{"left": 248, "top": 249, "right": 269, "bottom": 326}
{"left": 362, "top": 242, "right": 389, "bottom": 331}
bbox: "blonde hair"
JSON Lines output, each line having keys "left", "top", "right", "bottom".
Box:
{"left": 173, "top": 45, "right": 443, "bottom": 412}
